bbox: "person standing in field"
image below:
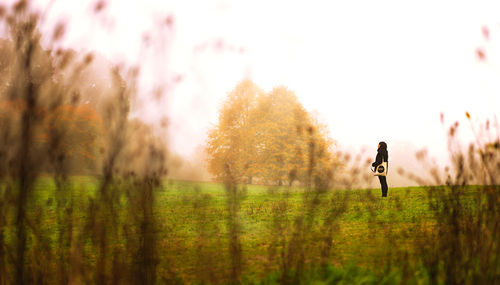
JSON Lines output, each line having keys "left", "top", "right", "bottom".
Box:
{"left": 372, "top": 141, "right": 389, "bottom": 197}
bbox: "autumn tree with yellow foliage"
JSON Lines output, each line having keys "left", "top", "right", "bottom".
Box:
{"left": 206, "top": 80, "right": 263, "bottom": 183}
{"left": 206, "top": 81, "right": 336, "bottom": 186}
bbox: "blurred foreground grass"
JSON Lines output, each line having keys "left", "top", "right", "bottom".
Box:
{"left": 16, "top": 177, "right": 484, "bottom": 283}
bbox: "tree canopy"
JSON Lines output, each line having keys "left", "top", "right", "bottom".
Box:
{"left": 206, "top": 80, "right": 336, "bottom": 186}
{"left": 0, "top": 35, "right": 161, "bottom": 176}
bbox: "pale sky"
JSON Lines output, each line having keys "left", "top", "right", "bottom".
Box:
{"left": 7, "top": 0, "right": 500, "bottom": 167}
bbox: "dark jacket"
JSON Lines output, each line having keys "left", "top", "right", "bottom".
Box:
{"left": 372, "top": 142, "right": 388, "bottom": 168}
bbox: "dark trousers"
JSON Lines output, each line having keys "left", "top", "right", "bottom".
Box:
{"left": 378, "top": 176, "right": 388, "bottom": 197}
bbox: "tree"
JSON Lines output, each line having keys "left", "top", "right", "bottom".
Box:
{"left": 206, "top": 80, "right": 263, "bottom": 183}
{"left": 252, "top": 86, "right": 308, "bottom": 185}
{"left": 43, "top": 103, "right": 103, "bottom": 174}
{"left": 0, "top": 100, "right": 104, "bottom": 174}
{"left": 206, "top": 81, "right": 336, "bottom": 186}
{"left": 0, "top": 36, "right": 129, "bottom": 176}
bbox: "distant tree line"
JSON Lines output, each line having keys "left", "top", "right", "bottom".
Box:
{"left": 0, "top": 36, "right": 169, "bottom": 176}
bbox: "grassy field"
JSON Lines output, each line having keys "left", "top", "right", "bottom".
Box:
{"left": 14, "top": 177, "right": 491, "bottom": 284}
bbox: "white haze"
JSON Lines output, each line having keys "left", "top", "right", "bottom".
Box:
{"left": 5, "top": 0, "right": 500, "bottom": 185}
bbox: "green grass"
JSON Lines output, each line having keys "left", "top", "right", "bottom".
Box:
{"left": 11, "top": 178, "right": 482, "bottom": 283}
{"left": 158, "top": 181, "right": 451, "bottom": 282}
